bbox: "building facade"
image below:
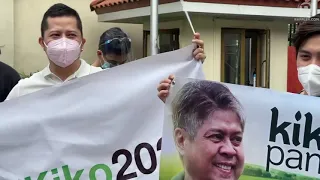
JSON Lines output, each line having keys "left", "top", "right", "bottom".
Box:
{"left": 91, "top": 0, "right": 319, "bottom": 92}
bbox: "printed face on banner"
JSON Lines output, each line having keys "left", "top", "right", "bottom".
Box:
{"left": 161, "top": 79, "right": 245, "bottom": 180}
{"left": 160, "top": 77, "right": 320, "bottom": 180}
{"left": 178, "top": 110, "right": 244, "bottom": 180}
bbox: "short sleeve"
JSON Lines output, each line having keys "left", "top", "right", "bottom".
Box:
{"left": 5, "top": 82, "right": 20, "bottom": 101}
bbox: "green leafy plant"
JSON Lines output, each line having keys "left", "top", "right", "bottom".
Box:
{"left": 19, "top": 71, "right": 39, "bottom": 79}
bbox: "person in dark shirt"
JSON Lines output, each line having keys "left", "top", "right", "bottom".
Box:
{"left": 0, "top": 61, "right": 21, "bottom": 102}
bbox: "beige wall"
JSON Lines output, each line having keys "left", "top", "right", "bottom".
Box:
{"left": 0, "top": 0, "right": 14, "bottom": 67}
{"left": 143, "top": 17, "right": 230, "bottom": 83}
{"left": 143, "top": 18, "right": 213, "bottom": 73}
{"left": 144, "top": 16, "right": 288, "bottom": 92}
{"left": 12, "top": 0, "right": 143, "bottom": 74}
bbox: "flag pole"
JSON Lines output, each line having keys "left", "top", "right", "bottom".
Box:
{"left": 180, "top": 0, "right": 195, "bottom": 34}
{"left": 310, "top": 0, "right": 318, "bottom": 16}
{"left": 150, "top": 0, "right": 159, "bottom": 55}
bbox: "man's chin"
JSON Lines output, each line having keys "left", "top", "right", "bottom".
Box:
{"left": 210, "top": 164, "right": 236, "bottom": 180}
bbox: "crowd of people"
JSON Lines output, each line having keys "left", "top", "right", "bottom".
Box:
{"left": 1, "top": 2, "right": 320, "bottom": 180}
{"left": 0, "top": 3, "right": 205, "bottom": 102}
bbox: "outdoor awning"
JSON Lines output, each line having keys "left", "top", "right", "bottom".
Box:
{"left": 89, "top": 0, "right": 318, "bottom": 23}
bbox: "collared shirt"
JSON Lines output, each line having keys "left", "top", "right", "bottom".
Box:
{"left": 6, "top": 59, "right": 102, "bottom": 100}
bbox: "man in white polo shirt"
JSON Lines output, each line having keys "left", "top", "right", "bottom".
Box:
{"left": 6, "top": 3, "right": 102, "bottom": 100}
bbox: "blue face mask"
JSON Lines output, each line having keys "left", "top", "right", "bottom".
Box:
{"left": 101, "top": 61, "right": 117, "bottom": 69}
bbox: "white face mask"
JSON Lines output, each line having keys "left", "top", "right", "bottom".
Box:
{"left": 298, "top": 64, "right": 320, "bottom": 96}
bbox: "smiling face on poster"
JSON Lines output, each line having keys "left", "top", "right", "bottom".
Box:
{"left": 160, "top": 78, "right": 320, "bottom": 180}
{"left": 161, "top": 79, "right": 245, "bottom": 180}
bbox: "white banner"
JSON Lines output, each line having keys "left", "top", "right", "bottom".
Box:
{"left": 160, "top": 78, "right": 320, "bottom": 180}
{"left": 0, "top": 45, "right": 204, "bottom": 180}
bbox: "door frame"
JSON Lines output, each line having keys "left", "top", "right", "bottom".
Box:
{"left": 221, "top": 28, "right": 270, "bottom": 87}
{"left": 265, "top": 29, "right": 271, "bottom": 88}
{"left": 221, "top": 28, "right": 246, "bottom": 85}
{"left": 256, "top": 33, "right": 261, "bottom": 87}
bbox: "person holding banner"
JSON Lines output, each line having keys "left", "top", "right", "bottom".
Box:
{"left": 294, "top": 14, "right": 320, "bottom": 96}
{"left": 92, "top": 27, "right": 133, "bottom": 69}
{"left": 5, "top": 3, "right": 102, "bottom": 100}
{"left": 166, "top": 80, "right": 245, "bottom": 180}
{"left": 6, "top": 3, "right": 205, "bottom": 100}
{"left": 92, "top": 27, "right": 206, "bottom": 69}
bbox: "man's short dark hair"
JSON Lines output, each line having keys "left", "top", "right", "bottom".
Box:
{"left": 172, "top": 80, "right": 245, "bottom": 139}
{"left": 40, "top": 3, "right": 83, "bottom": 37}
{"left": 293, "top": 14, "right": 320, "bottom": 56}
{"left": 98, "top": 27, "right": 131, "bottom": 55}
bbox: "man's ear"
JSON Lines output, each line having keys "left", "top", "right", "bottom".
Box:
{"left": 174, "top": 128, "right": 188, "bottom": 156}
{"left": 81, "top": 38, "right": 86, "bottom": 52}
{"left": 38, "top": 37, "right": 46, "bottom": 51}
{"left": 97, "top": 50, "right": 103, "bottom": 56}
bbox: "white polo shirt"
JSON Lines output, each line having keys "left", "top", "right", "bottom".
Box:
{"left": 6, "top": 59, "right": 102, "bottom": 100}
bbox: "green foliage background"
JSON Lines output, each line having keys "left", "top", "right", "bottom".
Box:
{"left": 19, "top": 71, "right": 39, "bottom": 79}
{"left": 159, "top": 155, "right": 319, "bottom": 180}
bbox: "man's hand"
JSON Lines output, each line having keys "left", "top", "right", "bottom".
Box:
{"left": 157, "top": 75, "right": 174, "bottom": 103}
{"left": 157, "top": 33, "right": 205, "bottom": 103}
{"left": 192, "top": 32, "right": 206, "bottom": 63}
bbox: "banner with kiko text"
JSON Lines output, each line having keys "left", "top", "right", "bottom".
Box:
{"left": 160, "top": 78, "right": 320, "bottom": 180}
{"left": 0, "top": 45, "right": 205, "bottom": 180}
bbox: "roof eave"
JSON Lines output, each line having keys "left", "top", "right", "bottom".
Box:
{"left": 90, "top": 0, "right": 314, "bottom": 12}
{"left": 95, "top": 2, "right": 314, "bottom": 23}
{"left": 92, "top": 0, "right": 178, "bottom": 14}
